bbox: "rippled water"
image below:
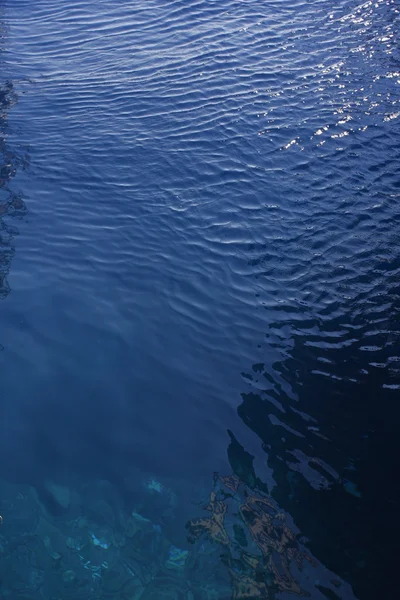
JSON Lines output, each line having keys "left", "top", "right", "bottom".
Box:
{"left": 0, "top": 0, "right": 399, "bottom": 598}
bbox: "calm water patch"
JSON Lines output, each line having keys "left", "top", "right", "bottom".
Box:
{"left": 0, "top": 0, "right": 399, "bottom": 598}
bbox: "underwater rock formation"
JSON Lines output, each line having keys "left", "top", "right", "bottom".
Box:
{"left": 0, "top": 469, "right": 355, "bottom": 599}
{"left": 186, "top": 490, "right": 230, "bottom": 546}
{"left": 0, "top": 476, "right": 196, "bottom": 599}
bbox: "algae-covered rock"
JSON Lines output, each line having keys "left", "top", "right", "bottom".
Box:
{"left": 0, "top": 538, "right": 46, "bottom": 595}
{"left": 2, "top": 484, "right": 40, "bottom": 536}
{"left": 62, "top": 569, "right": 76, "bottom": 583}
{"left": 90, "top": 531, "right": 110, "bottom": 549}
{"left": 111, "top": 529, "right": 126, "bottom": 548}
{"left": 66, "top": 536, "right": 84, "bottom": 551}
{"left": 36, "top": 516, "right": 67, "bottom": 562}
{"left": 125, "top": 511, "right": 152, "bottom": 538}
{"left": 165, "top": 545, "right": 189, "bottom": 571}
{"left": 43, "top": 535, "right": 62, "bottom": 560}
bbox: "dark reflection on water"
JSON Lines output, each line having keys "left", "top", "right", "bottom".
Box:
{"left": 0, "top": 80, "right": 27, "bottom": 299}
{"left": 186, "top": 442, "right": 358, "bottom": 600}
{"left": 238, "top": 282, "right": 400, "bottom": 599}
{"left": 0, "top": 10, "right": 28, "bottom": 309}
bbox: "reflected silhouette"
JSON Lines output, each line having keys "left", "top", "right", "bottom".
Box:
{"left": 187, "top": 462, "right": 356, "bottom": 599}
{"left": 235, "top": 253, "right": 400, "bottom": 600}
{"left": 0, "top": 79, "right": 27, "bottom": 298}
{"left": 187, "top": 247, "right": 399, "bottom": 599}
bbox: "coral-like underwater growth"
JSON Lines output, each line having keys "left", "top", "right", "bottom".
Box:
{"left": 186, "top": 490, "right": 230, "bottom": 546}
{"left": 186, "top": 473, "right": 353, "bottom": 600}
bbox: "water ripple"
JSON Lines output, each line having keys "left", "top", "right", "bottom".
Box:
{"left": 1, "top": 0, "right": 400, "bottom": 598}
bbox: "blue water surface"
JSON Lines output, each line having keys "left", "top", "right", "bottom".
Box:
{"left": 0, "top": 0, "right": 399, "bottom": 598}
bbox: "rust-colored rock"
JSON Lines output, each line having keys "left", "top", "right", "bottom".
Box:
{"left": 187, "top": 491, "right": 230, "bottom": 546}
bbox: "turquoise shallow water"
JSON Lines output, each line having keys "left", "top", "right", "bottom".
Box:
{"left": 0, "top": 0, "right": 399, "bottom": 598}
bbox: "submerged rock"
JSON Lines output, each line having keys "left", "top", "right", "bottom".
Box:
{"left": 165, "top": 545, "right": 189, "bottom": 570}
{"left": 43, "top": 535, "right": 62, "bottom": 561}
{"left": 143, "top": 478, "right": 178, "bottom": 510}
{"left": 146, "top": 479, "right": 164, "bottom": 494}
{"left": 36, "top": 516, "right": 67, "bottom": 562}
{"left": 343, "top": 479, "right": 362, "bottom": 498}
{"left": 62, "top": 570, "right": 76, "bottom": 583}
{"left": 90, "top": 532, "right": 110, "bottom": 549}
{"left": 44, "top": 482, "right": 71, "bottom": 509}
{"left": 66, "top": 536, "right": 84, "bottom": 551}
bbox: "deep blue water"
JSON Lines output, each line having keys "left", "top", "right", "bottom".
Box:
{"left": 0, "top": 0, "right": 399, "bottom": 598}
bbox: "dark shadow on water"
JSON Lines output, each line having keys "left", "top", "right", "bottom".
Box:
{"left": 0, "top": 78, "right": 28, "bottom": 299}
{"left": 187, "top": 263, "right": 399, "bottom": 597}
{"left": 234, "top": 254, "right": 400, "bottom": 600}
{"left": 186, "top": 441, "right": 357, "bottom": 600}
{"left": 0, "top": 0, "right": 29, "bottom": 303}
